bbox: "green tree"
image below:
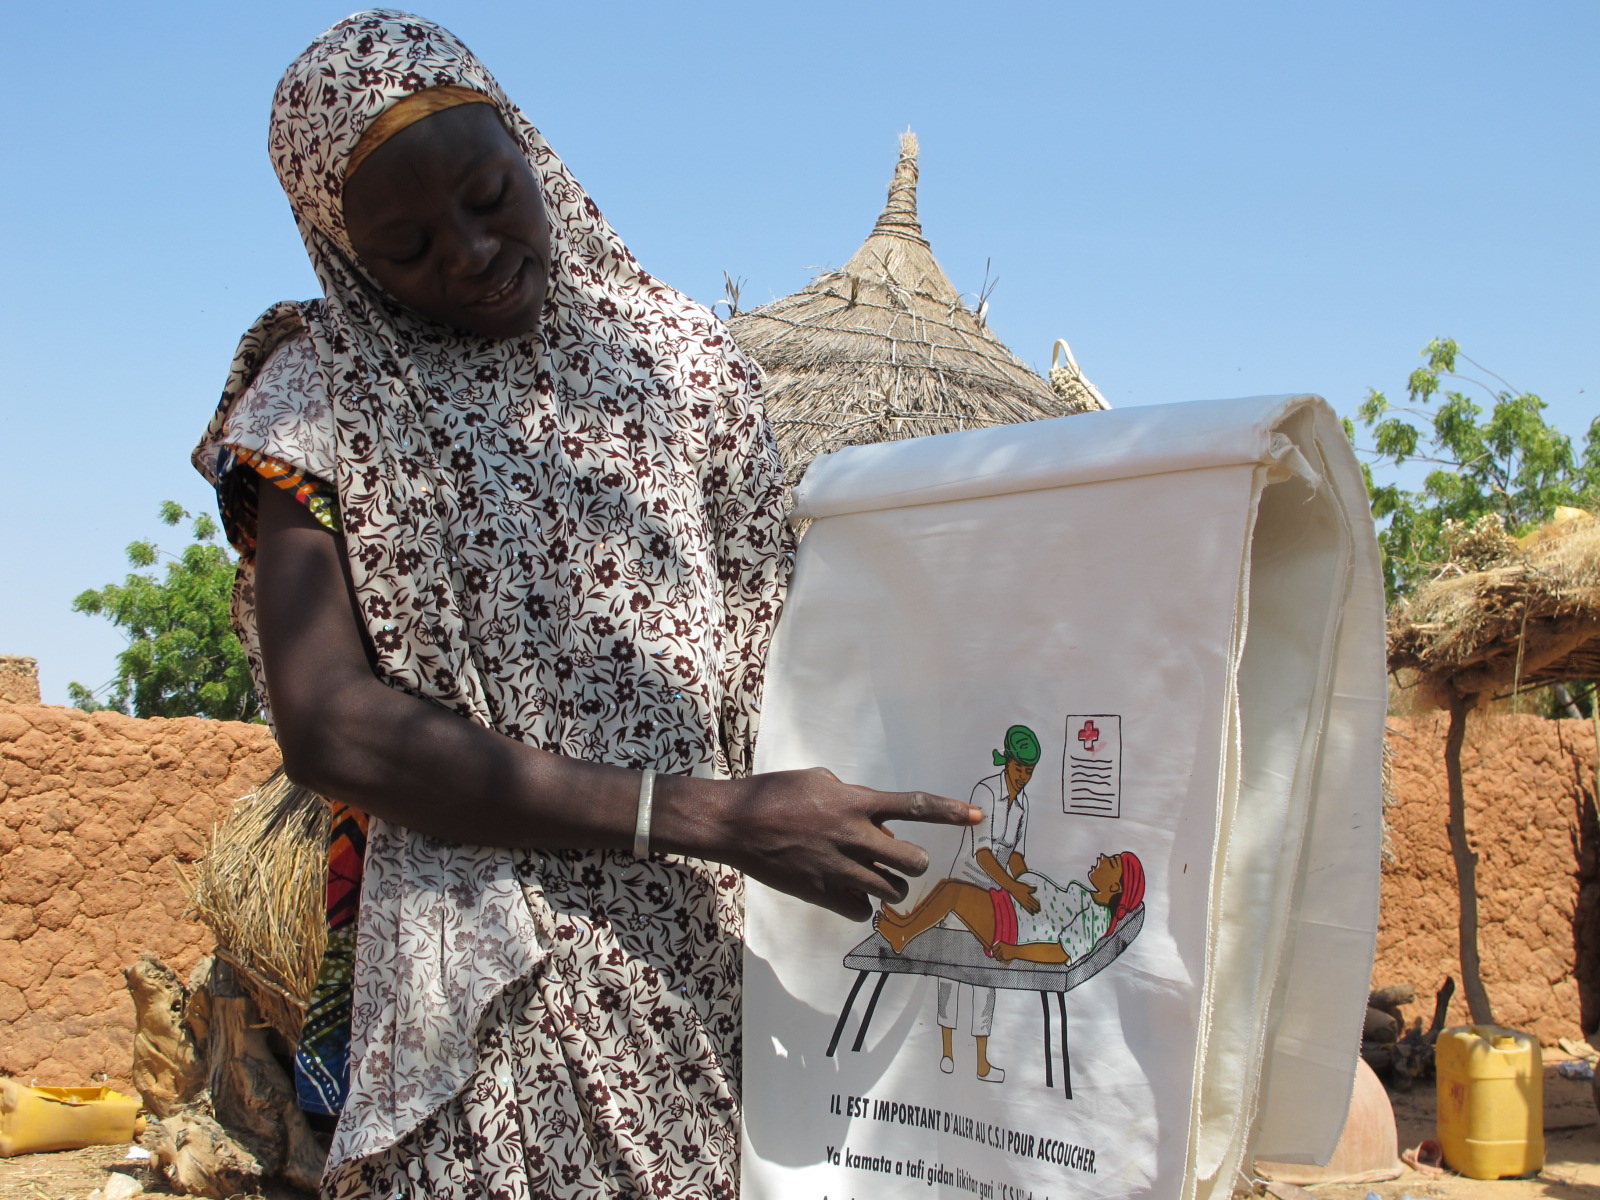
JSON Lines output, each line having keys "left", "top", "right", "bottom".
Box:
{"left": 70, "top": 502, "right": 259, "bottom": 721}
{"left": 1350, "top": 341, "right": 1599, "bottom": 1026}
{"left": 1346, "top": 338, "right": 1600, "bottom": 602}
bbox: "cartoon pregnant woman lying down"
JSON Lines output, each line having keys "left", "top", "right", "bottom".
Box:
{"left": 874, "top": 724, "right": 1146, "bottom": 1081}
{"left": 877, "top": 848, "right": 1145, "bottom": 963}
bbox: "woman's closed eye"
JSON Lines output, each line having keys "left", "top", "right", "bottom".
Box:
{"left": 386, "top": 236, "right": 430, "bottom": 266}
{"left": 467, "top": 174, "right": 510, "bottom": 214}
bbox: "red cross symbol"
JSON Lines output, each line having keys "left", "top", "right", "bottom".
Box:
{"left": 1077, "top": 719, "right": 1101, "bottom": 753}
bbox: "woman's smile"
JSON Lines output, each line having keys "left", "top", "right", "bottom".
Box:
{"left": 468, "top": 257, "right": 534, "bottom": 313}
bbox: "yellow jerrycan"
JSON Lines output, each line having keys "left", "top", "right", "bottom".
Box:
{"left": 0, "top": 1083, "right": 143, "bottom": 1157}
{"left": 1435, "top": 1025, "right": 1543, "bottom": 1179}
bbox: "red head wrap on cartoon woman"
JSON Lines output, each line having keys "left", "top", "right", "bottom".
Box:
{"left": 1107, "top": 851, "right": 1145, "bottom": 935}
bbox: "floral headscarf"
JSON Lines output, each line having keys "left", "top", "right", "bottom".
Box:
{"left": 196, "top": 9, "right": 790, "bottom": 1168}
{"left": 201, "top": 8, "right": 785, "bottom": 768}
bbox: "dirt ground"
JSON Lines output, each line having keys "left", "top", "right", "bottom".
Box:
{"left": 0, "top": 1146, "right": 148, "bottom": 1200}
{"left": 3, "top": 1060, "right": 1597, "bottom": 1199}
{"left": 1306, "top": 1056, "right": 1600, "bottom": 1200}
{"left": 0, "top": 1145, "right": 302, "bottom": 1200}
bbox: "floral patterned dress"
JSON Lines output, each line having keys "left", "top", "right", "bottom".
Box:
{"left": 194, "top": 11, "right": 794, "bottom": 1198}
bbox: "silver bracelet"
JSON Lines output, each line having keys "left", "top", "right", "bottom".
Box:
{"left": 633, "top": 768, "right": 657, "bottom": 859}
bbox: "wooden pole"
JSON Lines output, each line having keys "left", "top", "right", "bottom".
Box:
{"left": 1444, "top": 690, "right": 1495, "bottom": 1025}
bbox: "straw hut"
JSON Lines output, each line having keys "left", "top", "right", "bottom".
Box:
{"left": 1389, "top": 510, "right": 1600, "bottom": 709}
{"left": 1387, "top": 507, "right": 1600, "bottom": 1026}
{"left": 729, "top": 132, "right": 1106, "bottom": 484}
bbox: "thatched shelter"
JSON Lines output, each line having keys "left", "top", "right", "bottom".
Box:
{"left": 729, "top": 132, "right": 1105, "bottom": 483}
{"left": 1389, "top": 510, "right": 1600, "bottom": 709}
{"left": 1387, "top": 507, "right": 1600, "bottom": 1025}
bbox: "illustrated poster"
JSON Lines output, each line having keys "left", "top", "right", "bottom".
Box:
{"left": 746, "top": 453, "right": 1267, "bottom": 1200}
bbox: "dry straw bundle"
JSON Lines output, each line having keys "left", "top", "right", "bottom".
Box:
{"left": 1049, "top": 337, "right": 1111, "bottom": 414}
{"left": 729, "top": 132, "right": 1101, "bottom": 485}
{"left": 1388, "top": 509, "right": 1600, "bottom": 708}
{"left": 185, "top": 768, "right": 328, "bottom": 1043}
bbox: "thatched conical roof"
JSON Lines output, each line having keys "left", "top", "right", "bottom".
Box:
{"left": 730, "top": 132, "right": 1095, "bottom": 483}
{"left": 1387, "top": 509, "right": 1600, "bottom": 707}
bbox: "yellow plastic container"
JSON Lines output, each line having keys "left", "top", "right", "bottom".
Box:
{"left": 0, "top": 1083, "right": 142, "bottom": 1157}
{"left": 1435, "top": 1025, "right": 1543, "bottom": 1179}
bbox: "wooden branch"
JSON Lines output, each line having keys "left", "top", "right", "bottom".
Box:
{"left": 1445, "top": 617, "right": 1600, "bottom": 699}
{"left": 1444, "top": 693, "right": 1495, "bottom": 1025}
{"left": 147, "top": 1109, "right": 264, "bottom": 1197}
{"left": 125, "top": 954, "right": 204, "bottom": 1119}
{"left": 206, "top": 957, "right": 326, "bottom": 1192}
{"left": 134, "top": 955, "right": 326, "bottom": 1198}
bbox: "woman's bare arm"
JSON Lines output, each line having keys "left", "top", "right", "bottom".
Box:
{"left": 253, "top": 481, "right": 978, "bottom": 919}
{"left": 974, "top": 846, "right": 1039, "bottom": 911}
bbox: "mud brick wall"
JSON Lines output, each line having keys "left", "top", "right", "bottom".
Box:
{"left": 1374, "top": 712, "right": 1600, "bottom": 1044}
{"left": 0, "top": 704, "right": 278, "bottom": 1090}
{"left": 1, "top": 699, "right": 1595, "bottom": 1089}
{"left": 0, "top": 657, "right": 40, "bottom": 705}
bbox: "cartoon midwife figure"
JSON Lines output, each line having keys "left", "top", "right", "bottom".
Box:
{"left": 877, "top": 724, "right": 1147, "bottom": 1082}
{"left": 876, "top": 724, "right": 1040, "bottom": 1082}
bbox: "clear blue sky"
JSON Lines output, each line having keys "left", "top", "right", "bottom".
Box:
{"left": 2, "top": 1, "right": 1595, "bottom": 705}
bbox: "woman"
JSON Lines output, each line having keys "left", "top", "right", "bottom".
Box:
{"left": 194, "top": 10, "right": 978, "bottom": 1197}
{"left": 877, "top": 850, "right": 1147, "bottom": 963}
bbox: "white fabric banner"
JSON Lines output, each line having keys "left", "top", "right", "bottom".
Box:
{"left": 743, "top": 395, "right": 1386, "bottom": 1200}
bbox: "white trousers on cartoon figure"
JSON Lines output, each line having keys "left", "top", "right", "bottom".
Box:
{"left": 936, "top": 980, "right": 995, "bottom": 1038}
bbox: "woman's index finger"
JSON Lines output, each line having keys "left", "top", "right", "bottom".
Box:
{"left": 885, "top": 789, "right": 982, "bottom": 826}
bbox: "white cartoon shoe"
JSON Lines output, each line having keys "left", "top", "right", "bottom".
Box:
{"left": 977, "top": 1065, "right": 1005, "bottom": 1084}
{"left": 939, "top": 1056, "right": 954, "bottom": 1075}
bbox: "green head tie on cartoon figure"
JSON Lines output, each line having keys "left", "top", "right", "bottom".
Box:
{"left": 992, "top": 724, "right": 1041, "bottom": 767}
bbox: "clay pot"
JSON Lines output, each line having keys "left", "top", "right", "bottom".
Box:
{"left": 1255, "top": 1058, "right": 1402, "bottom": 1185}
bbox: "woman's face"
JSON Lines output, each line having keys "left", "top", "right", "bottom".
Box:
{"left": 1088, "top": 853, "right": 1124, "bottom": 905}
{"left": 342, "top": 102, "right": 553, "bottom": 339}
{"left": 1002, "top": 755, "right": 1035, "bottom": 799}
